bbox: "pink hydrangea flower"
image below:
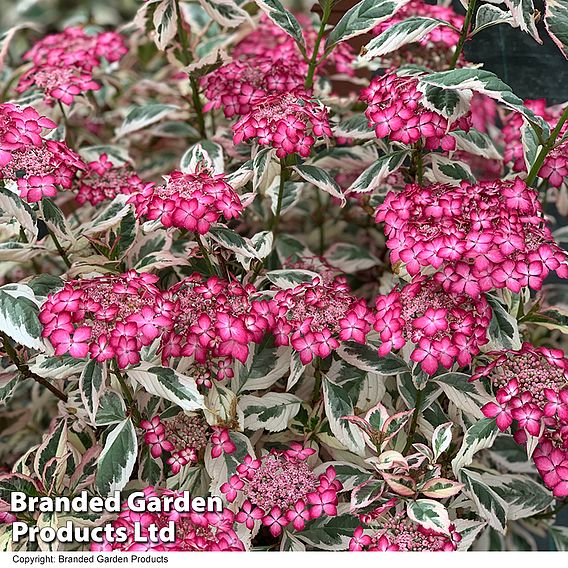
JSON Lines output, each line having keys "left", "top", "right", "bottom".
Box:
{"left": 474, "top": 343, "right": 568, "bottom": 496}
{"left": 128, "top": 167, "right": 242, "bottom": 234}
{"left": 374, "top": 275, "right": 492, "bottom": 374}
{"left": 17, "top": 27, "right": 127, "bottom": 106}
{"left": 222, "top": 446, "right": 341, "bottom": 536}
{"left": 376, "top": 178, "right": 568, "bottom": 296}
{"left": 232, "top": 93, "right": 332, "bottom": 158}
{"left": 90, "top": 486, "right": 245, "bottom": 551}
{"left": 361, "top": 70, "right": 470, "bottom": 151}
{"left": 39, "top": 271, "right": 173, "bottom": 368}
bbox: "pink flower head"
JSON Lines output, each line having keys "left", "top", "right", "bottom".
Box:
{"left": 375, "top": 178, "right": 568, "bottom": 296}
{"left": 233, "top": 93, "right": 332, "bottom": 158}
{"left": 40, "top": 271, "right": 172, "bottom": 368}
{"left": 128, "top": 168, "right": 242, "bottom": 234}
{"left": 374, "top": 276, "right": 491, "bottom": 375}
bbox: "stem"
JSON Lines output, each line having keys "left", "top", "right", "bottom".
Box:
{"left": 46, "top": 227, "right": 72, "bottom": 269}
{"left": 195, "top": 233, "right": 216, "bottom": 275}
{"left": 269, "top": 159, "right": 288, "bottom": 234}
{"left": 526, "top": 105, "right": 568, "bottom": 186}
{"left": 111, "top": 360, "right": 141, "bottom": 424}
{"left": 1, "top": 333, "right": 68, "bottom": 402}
{"left": 449, "top": 0, "right": 477, "bottom": 70}
{"left": 403, "top": 388, "right": 425, "bottom": 454}
{"left": 176, "top": 1, "right": 207, "bottom": 138}
{"left": 304, "top": 2, "right": 332, "bottom": 90}
{"left": 311, "top": 358, "right": 323, "bottom": 406}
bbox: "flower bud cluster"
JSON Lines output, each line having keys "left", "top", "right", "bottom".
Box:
{"left": 91, "top": 486, "right": 245, "bottom": 551}
{"left": 232, "top": 93, "right": 332, "bottom": 158}
{"left": 272, "top": 276, "right": 373, "bottom": 364}
{"left": 74, "top": 153, "right": 148, "bottom": 206}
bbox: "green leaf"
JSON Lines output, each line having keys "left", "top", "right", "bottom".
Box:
{"left": 486, "top": 294, "right": 522, "bottom": 350}
{"left": 33, "top": 419, "right": 68, "bottom": 490}
{"left": 325, "top": 242, "right": 380, "bottom": 273}
{"left": 255, "top": 0, "right": 306, "bottom": 50}
{"left": 180, "top": 140, "right": 224, "bottom": 174}
{"left": 95, "top": 418, "right": 138, "bottom": 496}
{"left": 0, "top": 187, "right": 37, "bottom": 241}
{"left": 407, "top": 499, "right": 451, "bottom": 534}
{"left": 293, "top": 165, "right": 345, "bottom": 206}
{"left": 152, "top": 0, "right": 177, "bottom": 50}
{"left": 297, "top": 514, "right": 359, "bottom": 551}
{"left": 429, "top": 154, "right": 475, "bottom": 183}
{"left": 334, "top": 115, "right": 375, "bottom": 140}
{"left": 208, "top": 226, "right": 259, "bottom": 259}
{"left": 198, "top": 0, "right": 251, "bottom": 27}
{"left": 0, "top": 284, "right": 43, "bottom": 350}
{"left": 116, "top": 104, "right": 179, "bottom": 138}
{"left": 458, "top": 468, "right": 508, "bottom": 533}
{"left": 327, "top": 0, "right": 410, "bottom": 48}
{"left": 240, "top": 392, "right": 302, "bottom": 432}
{"left": 265, "top": 269, "right": 321, "bottom": 289}
{"left": 418, "top": 69, "right": 549, "bottom": 134}
{"left": 473, "top": 4, "right": 514, "bottom": 35}
{"left": 323, "top": 375, "right": 366, "bottom": 454}
{"left": 234, "top": 344, "right": 290, "bottom": 393}
{"left": 81, "top": 195, "right": 132, "bottom": 237}
{"left": 433, "top": 372, "right": 489, "bottom": 419}
{"left": 95, "top": 391, "right": 127, "bottom": 426}
{"left": 337, "top": 341, "right": 408, "bottom": 375}
{"left": 545, "top": 0, "right": 568, "bottom": 58}
{"left": 452, "top": 129, "right": 502, "bottom": 160}
{"left": 482, "top": 473, "right": 554, "bottom": 520}
{"left": 503, "top": 0, "right": 541, "bottom": 42}
{"left": 348, "top": 150, "right": 410, "bottom": 194}
{"left": 128, "top": 364, "right": 204, "bottom": 411}
{"left": 452, "top": 418, "right": 500, "bottom": 475}
{"left": 431, "top": 422, "right": 452, "bottom": 462}
{"left": 362, "top": 17, "right": 449, "bottom": 60}
{"left": 79, "top": 360, "right": 107, "bottom": 423}
{"left": 550, "top": 525, "right": 568, "bottom": 551}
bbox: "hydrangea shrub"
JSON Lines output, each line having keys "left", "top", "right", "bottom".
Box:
{"left": 1, "top": 0, "right": 568, "bottom": 553}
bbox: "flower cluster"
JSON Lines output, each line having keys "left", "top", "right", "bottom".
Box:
{"left": 376, "top": 178, "right": 568, "bottom": 296}
{"left": 0, "top": 103, "right": 84, "bottom": 202}
{"left": 232, "top": 93, "right": 332, "bottom": 158}
{"left": 39, "top": 271, "right": 173, "bottom": 368}
{"left": 271, "top": 276, "right": 372, "bottom": 364}
{"left": 221, "top": 445, "right": 341, "bottom": 536}
{"left": 91, "top": 486, "right": 245, "bottom": 551}
{"left": 17, "top": 27, "right": 127, "bottom": 105}
{"left": 373, "top": 0, "right": 465, "bottom": 68}
{"left": 160, "top": 275, "right": 273, "bottom": 381}
{"left": 503, "top": 99, "right": 568, "bottom": 187}
{"left": 350, "top": 515, "right": 461, "bottom": 551}
{"left": 361, "top": 71, "right": 470, "bottom": 151}
{"left": 128, "top": 168, "right": 242, "bottom": 233}
{"left": 202, "top": 58, "right": 307, "bottom": 118}
{"left": 141, "top": 413, "right": 210, "bottom": 474}
{"left": 474, "top": 344, "right": 568, "bottom": 496}
{"left": 374, "top": 276, "right": 492, "bottom": 374}
{"left": 74, "top": 153, "right": 149, "bottom": 206}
